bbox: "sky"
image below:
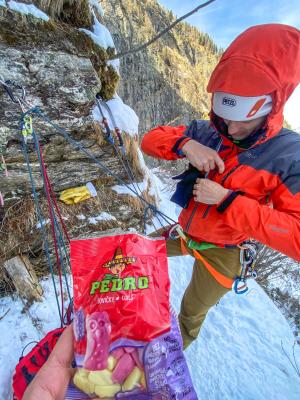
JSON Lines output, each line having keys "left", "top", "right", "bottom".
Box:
{"left": 158, "top": 0, "right": 300, "bottom": 129}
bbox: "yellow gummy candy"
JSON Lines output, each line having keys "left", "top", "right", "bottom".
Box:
{"left": 94, "top": 383, "right": 121, "bottom": 397}
{"left": 140, "top": 371, "right": 146, "bottom": 388}
{"left": 73, "top": 370, "right": 94, "bottom": 394}
{"left": 107, "top": 355, "right": 117, "bottom": 371}
{"left": 88, "top": 369, "right": 113, "bottom": 386}
{"left": 122, "top": 366, "right": 142, "bottom": 392}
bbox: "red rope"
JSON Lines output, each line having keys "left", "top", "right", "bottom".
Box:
{"left": 38, "top": 142, "right": 65, "bottom": 325}
{"left": 44, "top": 172, "right": 70, "bottom": 243}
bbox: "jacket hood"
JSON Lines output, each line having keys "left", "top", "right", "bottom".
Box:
{"left": 207, "top": 24, "right": 300, "bottom": 141}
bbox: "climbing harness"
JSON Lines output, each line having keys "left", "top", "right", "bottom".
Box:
{"left": 169, "top": 223, "right": 257, "bottom": 292}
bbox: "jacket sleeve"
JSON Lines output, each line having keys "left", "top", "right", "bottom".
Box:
{"left": 218, "top": 181, "right": 300, "bottom": 262}
{"left": 141, "top": 125, "right": 190, "bottom": 160}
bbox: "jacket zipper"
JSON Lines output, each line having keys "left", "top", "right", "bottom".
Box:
{"left": 220, "top": 165, "right": 240, "bottom": 185}
{"left": 185, "top": 137, "right": 226, "bottom": 232}
{"left": 201, "top": 144, "right": 236, "bottom": 219}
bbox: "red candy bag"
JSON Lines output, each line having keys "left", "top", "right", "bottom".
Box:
{"left": 70, "top": 232, "right": 171, "bottom": 398}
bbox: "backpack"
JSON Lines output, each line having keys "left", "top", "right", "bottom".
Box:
{"left": 12, "top": 327, "right": 64, "bottom": 400}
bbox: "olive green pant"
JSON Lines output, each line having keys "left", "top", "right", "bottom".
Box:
{"left": 152, "top": 231, "right": 241, "bottom": 349}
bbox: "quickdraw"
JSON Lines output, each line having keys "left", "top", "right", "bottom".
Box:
{"left": 234, "top": 242, "right": 257, "bottom": 294}
{"left": 21, "top": 114, "right": 33, "bottom": 142}
{"left": 95, "top": 94, "right": 164, "bottom": 231}
{"left": 95, "top": 95, "right": 115, "bottom": 146}
{"left": 96, "top": 94, "right": 125, "bottom": 155}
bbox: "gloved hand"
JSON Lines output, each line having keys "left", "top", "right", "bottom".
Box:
{"left": 59, "top": 182, "right": 97, "bottom": 205}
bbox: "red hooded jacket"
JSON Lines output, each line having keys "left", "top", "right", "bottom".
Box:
{"left": 141, "top": 24, "right": 300, "bottom": 261}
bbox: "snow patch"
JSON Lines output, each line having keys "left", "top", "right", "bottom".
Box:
{"left": 88, "top": 212, "right": 116, "bottom": 225}
{"left": 76, "top": 214, "right": 86, "bottom": 220}
{"left": 7, "top": 1, "right": 49, "bottom": 21}
{"left": 36, "top": 219, "right": 50, "bottom": 229}
{"left": 112, "top": 178, "right": 148, "bottom": 197}
{"left": 93, "top": 94, "right": 139, "bottom": 136}
{"left": 89, "top": 0, "right": 104, "bottom": 16}
{"left": 107, "top": 58, "right": 120, "bottom": 75}
{"left": 80, "top": 11, "right": 114, "bottom": 50}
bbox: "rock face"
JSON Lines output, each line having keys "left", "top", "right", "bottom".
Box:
{"left": 101, "top": 0, "right": 221, "bottom": 133}
{"left": 0, "top": 2, "right": 149, "bottom": 287}
{"left": 0, "top": 0, "right": 220, "bottom": 290}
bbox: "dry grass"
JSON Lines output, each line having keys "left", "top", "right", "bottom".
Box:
{"left": 92, "top": 121, "right": 106, "bottom": 147}
{"left": 124, "top": 136, "right": 145, "bottom": 180}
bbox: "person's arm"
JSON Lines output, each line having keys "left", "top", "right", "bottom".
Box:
{"left": 141, "top": 125, "right": 225, "bottom": 173}
{"left": 141, "top": 125, "right": 189, "bottom": 160}
{"left": 23, "top": 325, "right": 74, "bottom": 400}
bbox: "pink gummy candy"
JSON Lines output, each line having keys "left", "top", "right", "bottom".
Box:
{"left": 112, "top": 353, "right": 135, "bottom": 384}
{"left": 130, "top": 348, "right": 143, "bottom": 370}
{"left": 124, "top": 347, "right": 135, "bottom": 353}
{"left": 110, "top": 347, "right": 125, "bottom": 360}
{"left": 83, "top": 311, "right": 111, "bottom": 371}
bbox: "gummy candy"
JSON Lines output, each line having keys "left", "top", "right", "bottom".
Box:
{"left": 83, "top": 311, "right": 111, "bottom": 371}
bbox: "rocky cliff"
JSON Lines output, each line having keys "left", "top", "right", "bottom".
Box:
{"left": 0, "top": 0, "right": 220, "bottom": 292}
{"left": 0, "top": 1, "right": 151, "bottom": 290}
{"left": 102, "top": 0, "right": 221, "bottom": 134}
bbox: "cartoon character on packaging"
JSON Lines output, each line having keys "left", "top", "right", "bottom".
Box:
{"left": 83, "top": 311, "right": 111, "bottom": 370}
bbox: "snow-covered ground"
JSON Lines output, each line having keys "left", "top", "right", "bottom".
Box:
{"left": 0, "top": 178, "right": 299, "bottom": 399}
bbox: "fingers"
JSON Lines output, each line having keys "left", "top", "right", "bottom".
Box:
{"left": 48, "top": 324, "right": 74, "bottom": 368}
{"left": 183, "top": 140, "right": 226, "bottom": 174}
{"left": 215, "top": 155, "right": 225, "bottom": 174}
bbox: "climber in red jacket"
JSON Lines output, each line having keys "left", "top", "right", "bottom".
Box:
{"left": 141, "top": 24, "right": 300, "bottom": 348}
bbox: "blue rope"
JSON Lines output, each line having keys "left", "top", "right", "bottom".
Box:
{"left": 31, "top": 129, "right": 72, "bottom": 305}
{"left": 20, "top": 132, "right": 62, "bottom": 323}
{"left": 26, "top": 107, "right": 176, "bottom": 227}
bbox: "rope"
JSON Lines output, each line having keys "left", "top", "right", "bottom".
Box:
{"left": 2, "top": 79, "right": 177, "bottom": 322}
{"left": 34, "top": 132, "right": 72, "bottom": 311}
{"left": 96, "top": 96, "right": 163, "bottom": 232}
{"left": 20, "top": 133, "right": 63, "bottom": 323}
{"left": 27, "top": 107, "right": 176, "bottom": 227}
{"left": 95, "top": 97, "right": 145, "bottom": 198}
{"left": 33, "top": 136, "right": 65, "bottom": 322}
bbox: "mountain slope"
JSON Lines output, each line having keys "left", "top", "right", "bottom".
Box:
{"left": 101, "top": 0, "right": 220, "bottom": 133}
